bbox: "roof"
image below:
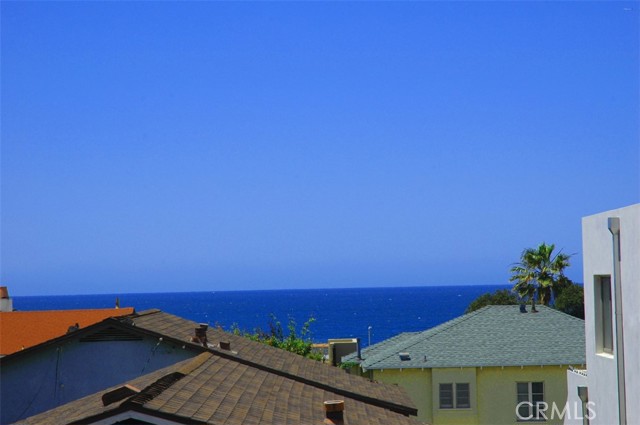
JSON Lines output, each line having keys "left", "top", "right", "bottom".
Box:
{"left": 123, "top": 309, "right": 417, "bottom": 416}
{"left": 343, "top": 305, "right": 585, "bottom": 370}
{"left": 0, "top": 307, "right": 135, "bottom": 355}
{"left": 16, "top": 352, "right": 420, "bottom": 425}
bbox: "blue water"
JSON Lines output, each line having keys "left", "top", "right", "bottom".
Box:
{"left": 13, "top": 285, "right": 509, "bottom": 345}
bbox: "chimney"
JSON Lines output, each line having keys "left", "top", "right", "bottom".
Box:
{"left": 192, "top": 323, "right": 208, "bottom": 347}
{"left": 0, "top": 287, "right": 13, "bottom": 312}
{"left": 324, "top": 400, "right": 344, "bottom": 424}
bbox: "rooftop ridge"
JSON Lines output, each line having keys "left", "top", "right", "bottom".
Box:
{"left": 177, "top": 352, "right": 213, "bottom": 375}
{"left": 362, "top": 307, "right": 487, "bottom": 369}
{"left": 129, "top": 310, "right": 417, "bottom": 415}
{"left": 202, "top": 333, "right": 417, "bottom": 415}
{"left": 360, "top": 305, "right": 585, "bottom": 370}
{"left": 133, "top": 309, "right": 161, "bottom": 317}
{"left": 540, "top": 304, "right": 586, "bottom": 322}
{"left": 0, "top": 307, "right": 134, "bottom": 314}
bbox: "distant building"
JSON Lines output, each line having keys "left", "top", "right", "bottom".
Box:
{"left": 0, "top": 310, "right": 198, "bottom": 424}
{"left": 1, "top": 286, "right": 14, "bottom": 312}
{"left": 2, "top": 309, "right": 417, "bottom": 424}
{"left": 343, "top": 305, "right": 586, "bottom": 424}
{"left": 565, "top": 204, "right": 639, "bottom": 425}
{"left": 0, "top": 298, "right": 134, "bottom": 356}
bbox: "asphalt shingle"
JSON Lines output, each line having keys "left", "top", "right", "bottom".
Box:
{"left": 126, "top": 309, "right": 416, "bottom": 414}
{"left": 17, "top": 353, "right": 421, "bottom": 425}
{"left": 344, "top": 305, "right": 585, "bottom": 370}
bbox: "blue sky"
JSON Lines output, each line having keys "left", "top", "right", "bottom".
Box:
{"left": 2, "top": 2, "right": 638, "bottom": 296}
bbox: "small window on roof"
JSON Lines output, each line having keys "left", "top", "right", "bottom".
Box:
{"left": 399, "top": 352, "right": 411, "bottom": 361}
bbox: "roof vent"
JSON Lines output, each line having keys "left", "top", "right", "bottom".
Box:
{"left": 399, "top": 352, "right": 411, "bottom": 361}
{"left": 219, "top": 341, "right": 231, "bottom": 350}
{"left": 102, "top": 384, "right": 140, "bottom": 406}
{"left": 324, "top": 400, "right": 344, "bottom": 424}
{"left": 80, "top": 326, "right": 143, "bottom": 342}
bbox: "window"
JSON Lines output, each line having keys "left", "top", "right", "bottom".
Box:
{"left": 595, "top": 275, "right": 613, "bottom": 354}
{"left": 456, "top": 383, "right": 470, "bottom": 408}
{"left": 440, "top": 383, "right": 453, "bottom": 408}
{"left": 517, "top": 382, "right": 544, "bottom": 421}
{"left": 439, "top": 383, "right": 471, "bottom": 409}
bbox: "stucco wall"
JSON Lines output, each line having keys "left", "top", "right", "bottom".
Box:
{"left": 0, "top": 335, "right": 198, "bottom": 424}
{"left": 476, "top": 366, "right": 573, "bottom": 425}
{"left": 373, "top": 365, "right": 574, "bottom": 425}
{"left": 564, "top": 369, "right": 589, "bottom": 425}
{"left": 431, "top": 368, "right": 478, "bottom": 425}
{"left": 372, "top": 368, "right": 433, "bottom": 422}
{"left": 582, "top": 204, "right": 640, "bottom": 424}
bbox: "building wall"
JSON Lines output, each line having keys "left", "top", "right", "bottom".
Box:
{"left": 372, "top": 368, "right": 433, "bottom": 423}
{"left": 372, "top": 365, "right": 574, "bottom": 425}
{"left": 476, "top": 366, "right": 572, "bottom": 425}
{"left": 0, "top": 335, "right": 198, "bottom": 424}
{"left": 564, "top": 369, "right": 589, "bottom": 425}
{"left": 582, "top": 204, "right": 640, "bottom": 424}
{"left": 431, "top": 368, "right": 478, "bottom": 425}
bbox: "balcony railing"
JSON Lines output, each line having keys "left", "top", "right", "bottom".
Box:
{"left": 569, "top": 367, "right": 588, "bottom": 377}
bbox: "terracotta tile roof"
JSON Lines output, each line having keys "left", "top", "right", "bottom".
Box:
{"left": 17, "top": 352, "right": 420, "bottom": 425}
{"left": 126, "top": 309, "right": 416, "bottom": 415}
{"left": 0, "top": 308, "right": 135, "bottom": 355}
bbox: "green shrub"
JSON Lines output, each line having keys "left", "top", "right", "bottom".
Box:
{"left": 230, "top": 314, "right": 323, "bottom": 361}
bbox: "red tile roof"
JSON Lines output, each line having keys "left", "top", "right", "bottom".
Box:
{"left": 0, "top": 308, "right": 135, "bottom": 355}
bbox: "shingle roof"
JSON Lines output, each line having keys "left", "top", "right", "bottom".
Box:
{"left": 123, "top": 309, "right": 417, "bottom": 416}
{"left": 0, "top": 308, "right": 135, "bottom": 355}
{"left": 343, "top": 305, "right": 585, "bottom": 370}
{"left": 16, "top": 352, "right": 420, "bottom": 425}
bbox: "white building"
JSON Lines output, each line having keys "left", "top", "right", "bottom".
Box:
{"left": 566, "top": 204, "right": 639, "bottom": 425}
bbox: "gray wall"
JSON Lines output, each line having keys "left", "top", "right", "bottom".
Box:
{"left": 1, "top": 334, "right": 198, "bottom": 424}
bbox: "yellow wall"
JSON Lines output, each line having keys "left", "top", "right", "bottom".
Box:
{"left": 369, "top": 365, "right": 575, "bottom": 425}
{"left": 431, "top": 368, "right": 479, "bottom": 425}
{"left": 476, "top": 365, "right": 572, "bottom": 425}
{"left": 371, "top": 368, "right": 433, "bottom": 423}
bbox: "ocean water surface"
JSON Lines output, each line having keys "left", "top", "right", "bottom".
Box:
{"left": 14, "top": 285, "right": 509, "bottom": 345}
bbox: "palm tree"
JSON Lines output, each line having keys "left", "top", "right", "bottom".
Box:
{"left": 509, "top": 243, "right": 572, "bottom": 312}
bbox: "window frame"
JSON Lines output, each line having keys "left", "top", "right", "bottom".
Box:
{"left": 439, "top": 383, "right": 454, "bottom": 409}
{"left": 594, "top": 275, "right": 614, "bottom": 355}
{"left": 516, "top": 381, "right": 545, "bottom": 422}
{"left": 439, "top": 382, "right": 471, "bottom": 410}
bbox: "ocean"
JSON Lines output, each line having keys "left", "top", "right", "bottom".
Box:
{"left": 13, "top": 285, "right": 509, "bottom": 345}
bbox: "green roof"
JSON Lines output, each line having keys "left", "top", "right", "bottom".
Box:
{"left": 343, "top": 305, "right": 585, "bottom": 370}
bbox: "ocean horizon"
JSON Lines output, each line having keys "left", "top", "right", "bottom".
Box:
{"left": 13, "top": 284, "right": 511, "bottom": 345}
